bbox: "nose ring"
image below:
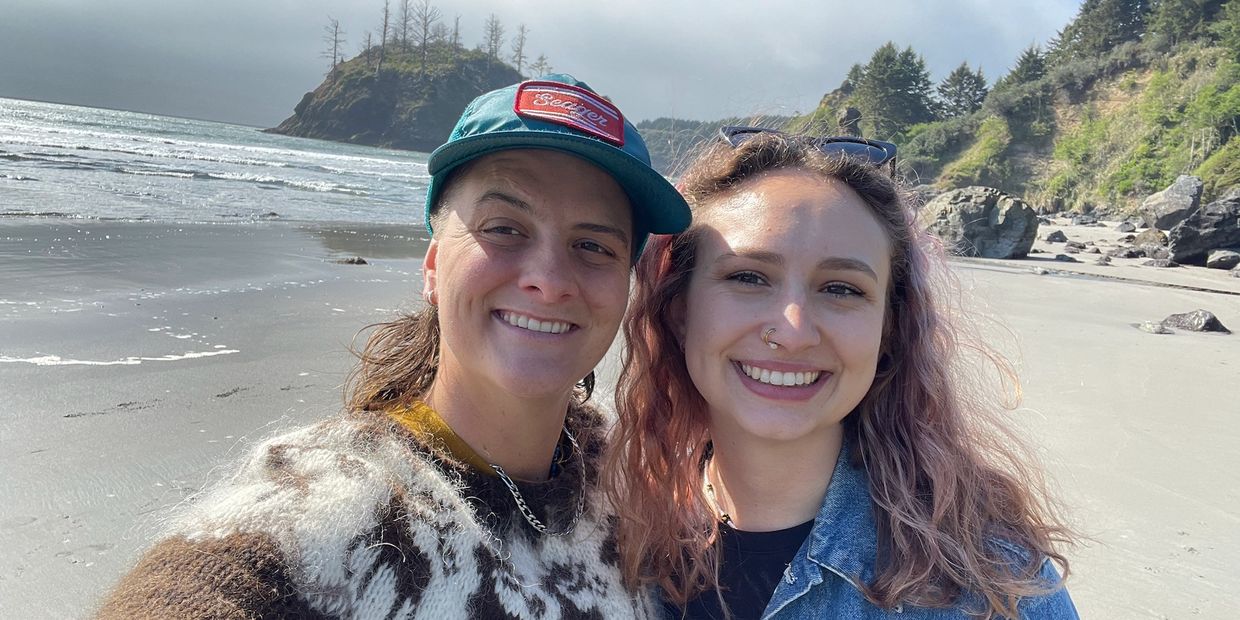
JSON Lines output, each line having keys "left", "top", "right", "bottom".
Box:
{"left": 762, "top": 327, "right": 780, "bottom": 350}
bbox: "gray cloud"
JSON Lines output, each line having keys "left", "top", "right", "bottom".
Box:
{"left": 0, "top": 0, "right": 1081, "bottom": 128}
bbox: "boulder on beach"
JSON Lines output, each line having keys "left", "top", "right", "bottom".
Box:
{"left": 1134, "top": 228, "right": 1168, "bottom": 247}
{"left": 1141, "top": 175, "right": 1203, "bottom": 230}
{"left": 1055, "top": 254, "right": 1080, "bottom": 263}
{"left": 1046, "top": 230, "right": 1068, "bottom": 243}
{"left": 1115, "top": 222, "right": 1137, "bottom": 233}
{"left": 333, "top": 256, "right": 368, "bottom": 265}
{"left": 1168, "top": 192, "right": 1240, "bottom": 265}
{"left": 1205, "top": 249, "right": 1240, "bottom": 270}
{"left": 1142, "top": 258, "right": 1179, "bottom": 268}
{"left": 918, "top": 186, "right": 1039, "bottom": 259}
{"left": 1161, "top": 310, "right": 1231, "bottom": 334}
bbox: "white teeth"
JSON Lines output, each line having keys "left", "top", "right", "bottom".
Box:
{"left": 501, "top": 312, "right": 571, "bottom": 334}
{"left": 740, "top": 363, "right": 822, "bottom": 386}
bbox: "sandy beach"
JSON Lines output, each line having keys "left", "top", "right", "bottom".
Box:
{"left": 2, "top": 216, "right": 1238, "bottom": 618}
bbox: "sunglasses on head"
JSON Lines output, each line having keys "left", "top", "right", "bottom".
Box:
{"left": 718, "top": 126, "right": 898, "bottom": 171}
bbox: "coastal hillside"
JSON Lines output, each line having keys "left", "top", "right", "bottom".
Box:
{"left": 804, "top": 0, "right": 1240, "bottom": 213}
{"left": 654, "top": 0, "right": 1240, "bottom": 215}
{"left": 268, "top": 45, "right": 521, "bottom": 152}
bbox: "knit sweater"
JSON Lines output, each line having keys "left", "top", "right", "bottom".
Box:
{"left": 97, "top": 402, "right": 653, "bottom": 619}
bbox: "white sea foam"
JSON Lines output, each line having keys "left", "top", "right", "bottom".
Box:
{"left": 0, "top": 349, "right": 240, "bottom": 366}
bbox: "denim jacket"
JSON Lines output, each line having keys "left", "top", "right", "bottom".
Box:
{"left": 759, "top": 443, "right": 1079, "bottom": 620}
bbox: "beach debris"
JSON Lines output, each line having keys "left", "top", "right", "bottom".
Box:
{"left": 1168, "top": 192, "right": 1240, "bottom": 265}
{"left": 1141, "top": 175, "right": 1203, "bottom": 230}
{"left": 1140, "top": 244, "right": 1170, "bottom": 259}
{"left": 259, "top": 211, "right": 281, "bottom": 219}
{"left": 1142, "top": 258, "right": 1180, "bottom": 268}
{"left": 333, "top": 256, "right": 368, "bottom": 265}
{"left": 1071, "top": 214, "right": 1100, "bottom": 226}
{"left": 1115, "top": 221, "right": 1137, "bottom": 233}
{"left": 1161, "top": 310, "right": 1231, "bottom": 334}
{"left": 1094, "top": 255, "right": 1112, "bottom": 266}
{"left": 1137, "top": 321, "right": 1173, "bottom": 334}
{"left": 1086, "top": 247, "right": 1102, "bottom": 254}
{"left": 1054, "top": 254, "right": 1080, "bottom": 262}
{"left": 1134, "top": 228, "right": 1168, "bottom": 247}
{"left": 918, "top": 187, "right": 1039, "bottom": 258}
{"left": 1205, "top": 249, "right": 1240, "bottom": 270}
{"left": 1045, "top": 230, "right": 1068, "bottom": 243}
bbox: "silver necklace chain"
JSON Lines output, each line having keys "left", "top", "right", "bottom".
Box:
{"left": 490, "top": 427, "right": 586, "bottom": 536}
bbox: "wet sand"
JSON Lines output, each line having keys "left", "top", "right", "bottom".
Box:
{"left": 1, "top": 217, "right": 1238, "bottom": 618}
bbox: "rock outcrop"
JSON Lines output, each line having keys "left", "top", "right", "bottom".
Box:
{"left": 918, "top": 187, "right": 1039, "bottom": 258}
{"left": 267, "top": 48, "right": 523, "bottom": 152}
{"left": 1168, "top": 192, "right": 1240, "bottom": 266}
{"left": 1140, "top": 175, "right": 1203, "bottom": 230}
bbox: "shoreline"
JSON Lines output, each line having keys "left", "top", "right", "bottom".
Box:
{"left": 2, "top": 216, "right": 1237, "bottom": 618}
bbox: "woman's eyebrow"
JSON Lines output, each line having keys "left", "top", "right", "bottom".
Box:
{"left": 818, "top": 256, "right": 878, "bottom": 280}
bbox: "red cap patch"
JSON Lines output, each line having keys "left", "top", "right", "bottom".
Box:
{"left": 514, "top": 81, "right": 625, "bottom": 146}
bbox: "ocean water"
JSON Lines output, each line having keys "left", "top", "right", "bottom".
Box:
{"left": 0, "top": 97, "right": 431, "bottom": 224}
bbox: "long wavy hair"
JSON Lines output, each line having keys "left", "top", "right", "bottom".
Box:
{"left": 604, "top": 132, "right": 1072, "bottom": 618}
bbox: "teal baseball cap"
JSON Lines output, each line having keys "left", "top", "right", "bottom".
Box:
{"left": 424, "top": 73, "right": 690, "bottom": 256}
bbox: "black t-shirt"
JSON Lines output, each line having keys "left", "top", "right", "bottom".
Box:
{"left": 665, "top": 519, "right": 816, "bottom": 620}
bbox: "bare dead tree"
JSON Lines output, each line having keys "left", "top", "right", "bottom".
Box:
{"left": 529, "top": 53, "right": 550, "bottom": 77}
{"left": 413, "top": 0, "right": 442, "bottom": 73}
{"left": 450, "top": 15, "right": 461, "bottom": 60}
{"left": 377, "top": 0, "right": 391, "bottom": 75}
{"left": 398, "top": 0, "right": 413, "bottom": 50}
{"left": 322, "top": 16, "right": 346, "bottom": 74}
{"left": 510, "top": 23, "right": 528, "bottom": 75}
{"left": 431, "top": 22, "right": 450, "bottom": 45}
{"left": 362, "top": 31, "right": 374, "bottom": 68}
{"left": 484, "top": 14, "right": 504, "bottom": 68}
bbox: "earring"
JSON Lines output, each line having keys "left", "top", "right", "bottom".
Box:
{"left": 762, "top": 327, "right": 780, "bottom": 350}
{"left": 423, "top": 289, "right": 436, "bottom": 306}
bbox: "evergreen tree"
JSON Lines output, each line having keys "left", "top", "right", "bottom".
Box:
{"left": 1149, "top": 0, "right": 1206, "bottom": 46}
{"left": 851, "top": 42, "right": 936, "bottom": 137}
{"left": 937, "top": 63, "right": 989, "bottom": 118}
{"left": 1001, "top": 45, "right": 1047, "bottom": 88}
{"left": 529, "top": 54, "right": 551, "bottom": 77}
{"left": 1049, "top": 0, "right": 1153, "bottom": 62}
{"left": 1215, "top": 0, "right": 1240, "bottom": 59}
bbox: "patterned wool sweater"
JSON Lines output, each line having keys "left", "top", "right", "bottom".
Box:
{"left": 98, "top": 402, "right": 654, "bottom": 619}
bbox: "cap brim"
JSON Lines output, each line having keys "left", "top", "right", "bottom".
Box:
{"left": 427, "top": 131, "right": 690, "bottom": 238}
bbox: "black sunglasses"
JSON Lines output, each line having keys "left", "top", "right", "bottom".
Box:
{"left": 718, "top": 126, "right": 897, "bottom": 170}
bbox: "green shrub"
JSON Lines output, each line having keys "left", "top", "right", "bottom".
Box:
{"left": 937, "top": 115, "right": 1012, "bottom": 188}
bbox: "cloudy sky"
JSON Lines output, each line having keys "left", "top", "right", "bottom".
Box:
{"left": 1, "top": 0, "right": 1082, "bottom": 128}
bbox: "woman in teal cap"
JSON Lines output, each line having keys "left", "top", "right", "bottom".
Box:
{"left": 606, "top": 129, "right": 1077, "bottom": 619}
{"left": 98, "top": 74, "right": 689, "bottom": 619}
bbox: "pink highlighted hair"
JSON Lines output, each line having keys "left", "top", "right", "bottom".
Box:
{"left": 603, "top": 133, "right": 1073, "bottom": 618}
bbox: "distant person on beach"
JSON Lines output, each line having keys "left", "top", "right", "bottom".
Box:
{"left": 605, "top": 128, "right": 1079, "bottom": 618}
{"left": 97, "top": 74, "right": 689, "bottom": 618}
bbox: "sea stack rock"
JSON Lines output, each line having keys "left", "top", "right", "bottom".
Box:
{"left": 918, "top": 187, "right": 1039, "bottom": 258}
{"left": 1141, "top": 175, "right": 1203, "bottom": 230}
{"left": 1168, "top": 192, "right": 1240, "bottom": 265}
